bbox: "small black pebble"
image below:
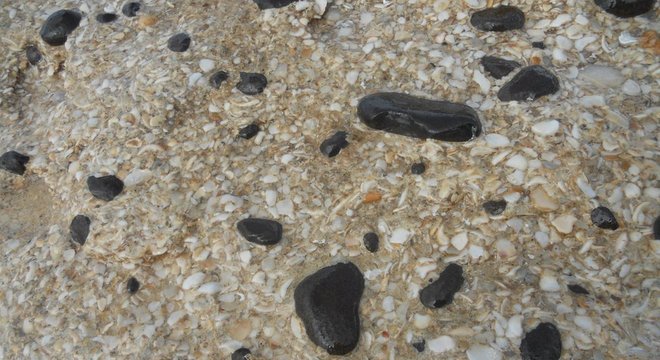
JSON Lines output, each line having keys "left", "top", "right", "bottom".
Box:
{"left": 167, "top": 33, "right": 191, "bottom": 52}
{"left": 412, "top": 339, "right": 425, "bottom": 353}
{"left": 127, "top": 277, "right": 140, "bottom": 294}
{"left": 39, "top": 9, "right": 82, "bottom": 46}
{"left": 320, "top": 131, "right": 349, "bottom": 158}
{"left": 520, "top": 322, "right": 562, "bottom": 360}
{"left": 26, "top": 46, "right": 42, "bottom": 65}
{"left": 0, "top": 151, "right": 30, "bottom": 175}
{"left": 594, "top": 0, "right": 656, "bottom": 18}
{"left": 363, "top": 232, "right": 379, "bottom": 253}
{"left": 231, "top": 347, "right": 251, "bottom": 360}
{"left": 96, "top": 13, "right": 118, "bottom": 23}
{"left": 411, "top": 162, "right": 426, "bottom": 175}
{"left": 497, "top": 65, "right": 560, "bottom": 102}
{"left": 122, "top": 2, "right": 141, "bottom": 17}
{"left": 590, "top": 206, "right": 619, "bottom": 230}
{"left": 70, "top": 215, "right": 91, "bottom": 245}
{"left": 480, "top": 56, "right": 521, "bottom": 79}
{"left": 237, "top": 218, "right": 283, "bottom": 245}
{"left": 209, "top": 70, "right": 229, "bottom": 89}
{"left": 470, "top": 6, "right": 525, "bottom": 32}
{"left": 483, "top": 200, "right": 507, "bottom": 216}
{"left": 238, "top": 124, "right": 260, "bottom": 139}
{"left": 568, "top": 284, "right": 589, "bottom": 295}
{"left": 532, "top": 41, "right": 545, "bottom": 49}
{"left": 87, "top": 175, "right": 124, "bottom": 201}
{"left": 236, "top": 72, "right": 268, "bottom": 95}
{"left": 419, "top": 263, "right": 464, "bottom": 309}
{"left": 654, "top": 216, "right": 660, "bottom": 240}
{"left": 253, "top": 0, "right": 299, "bottom": 10}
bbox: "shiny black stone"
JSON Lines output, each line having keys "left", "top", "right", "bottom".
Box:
{"left": 236, "top": 72, "right": 268, "bottom": 95}
{"left": 127, "top": 277, "right": 140, "bottom": 294}
{"left": 483, "top": 200, "right": 507, "bottom": 216}
{"left": 470, "top": 6, "right": 525, "bottom": 32}
{"left": 0, "top": 151, "right": 30, "bottom": 175}
{"left": 122, "top": 2, "right": 141, "bottom": 17}
{"left": 96, "top": 13, "right": 118, "bottom": 23}
{"left": 253, "top": 0, "right": 299, "bottom": 9}
{"left": 357, "top": 92, "right": 482, "bottom": 142}
{"left": 412, "top": 339, "right": 425, "bottom": 353}
{"left": 236, "top": 218, "right": 283, "bottom": 245}
{"left": 26, "top": 46, "right": 42, "bottom": 65}
{"left": 39, "top": 9, "right": 82, "bottom": 46}
{"left": 520, "top": 322, "right": 562, "bottom": 360}
{"left": 411, "top": 162, "right": 426, "bottom": 175}
{"left": 209, "top": 70, "right": 229, "bottom": 89}
{"left": 231, "top": 348, "right": 251, "bottom": 360}
{"left": 419, "top": 263, "right": 464, "bottom": 309}
{"left": 590, "top": 206, "right": 619, "bottom": 230}
{"left": 320, "top": 131, "right": 349, "bottom": 157}
{"left": 294, "top": 262, "right": 364, "bottom": 355}
{"left": 70, "top": 215, "right": 91, "bottom": 245}
{"left": 497, "top": 66, "right": 560, "bottom": 102}
{"left": 363, "top": 232, "right": 379, "bottom": 253}
{"left": 87, "top": 175, "right": 124, "bottom": 201}
{"left": 568, "top": 284, "right": 589, "bottom": 295}
{"left": 239, "top": 124, "right": 260, "bottom": 139}
{"left": 594, "top": 0, "right": 656, "bottom": 18}
{"left": 480, "top": 56, "right": 521, "bottom": 79}
{"left": 167, "top": 33, "right": 191, "bottom": 52}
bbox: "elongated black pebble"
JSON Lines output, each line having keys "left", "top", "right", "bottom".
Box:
{"left": 497, "top": 66, "right": 560, "bottom": 102}
{"left": 39, "top": 9, "right": 82, "bottom": 46}
{"left": 594, "top": 0, "right": 656, "bottom": 18}
{"left": 236, "top": 218, "right": 283, "bottom": 245}
{"left": 0, "top": 151, "right": 30, "bottom": 175}
{"left": 253, "top": 0, "right": 300, "bottom": 10}
{"left": 470, "top": 6, "right": 525, "bottom": 32}
{"left": 419, "top": 263, "right": 464, "bottom": 308}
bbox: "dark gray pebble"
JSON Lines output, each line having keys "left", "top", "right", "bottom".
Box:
{"left": 96, "top": 13, "right": 118, "bottom": 23}
{"left": 470, "top": 6, "right": 525, "bottom": 32}
{"left": 236, "top": 72, "right": 268, "bottom": 95}
{"left": 520, "top": 322, "right": 562, "bottom": 360}
{"left": 363, "top": 232, "right": 379, "bottom": 253}
{"left": 320, "top": 131, "right": 349, "bottom": 158}
{"left": 480, "top": 56, "right": 521, "bottom": 79}
{"left": 237, "top": 218, "right": 283, "bottom": 245}
{"left": 87, "top": 175, "right": 124, "bottom": 201}
{"left": 567, "top": 284, "right": 589, "bottom": 295}
{"left": 412, "top": 339, "right": 425, "bottom": 353}
{"left": 594, "top": 0, "right": 656, "bottom": 18}
{"left": 419, "top": 263, "right": 464, "bottom": 309}
{"left": 590, "top": 206, "right": 619, "bottom": 230}
{"left": 209, "top": 70, "right": 229, "bottom": 89}
{"left": 122, "top": 2, "right": 141, "bottom": 17}
{"left": 70, "top": 215, "right": 91, "bottom": 245}
{"left": 231, "top": 348, "right": 251, "bottom": 360}
{"left": 532, "top": 41, "right": 545, "bottom": 49}
{"left": 39, "top": 9, "right": 82, "bottom": 46}
{"left": 0, "top": 151, "right": 30, "bottom": 175}
{"left": 238, "top": 124, "right": 260, "bottom": 139}
{"left": 411, "top": 162, "right": 426, "bottom": 175}
{"left": 654, "top": 216, "right": 659, "bottom": 240}
{"left": 167, "top": 33, "right": 191, "bottom": 52}
{"left": 26, "top": 46, "right": 42, "bottom": 65}
{"left": 253, "top": 0, "right": 299, "bottom": 10}
{"left": 483, "top": 200, "right": 507, "bottom": 216}
{"left": 127, "top": 276, "right": 140, "bottom": 294}
{"left": 497, "top": 65, "right": 560, "bottom": 102}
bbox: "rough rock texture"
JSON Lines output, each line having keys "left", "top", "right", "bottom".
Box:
{"left": 520, "top": 322, "right": 562, "bottom": 360}
{"left": 0, "top": 151, "right": 30, "bottom": 175}
{"left": 236, "top": 72, "right": 268, "bottom": 95}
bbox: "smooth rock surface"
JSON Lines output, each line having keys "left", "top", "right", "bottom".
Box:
{"left": 70, "top": 215, "right": 90, "bottom": 245}
{"left": 419, "top": 263, "right": 464, "bottom": 308}
{"left": 520, "top": 322, "right": 562, "bottom": 360}
{"left": 127, "top": 277, "right": 140, "bottom": 294}
{"left": 480, "top": 56, "right": 521, "bottom": 79}
{"left": 357, "top": 92, "right": 482, "bottom": 142}
{"left": 568, "top": 284, "right": 589, "bottom": 295}
{"left": 25, "top": 46, "right": 42, "bottom": 65}
{"left": 236, "top": 72, "right": 267, "bottom": 95}
{"left": 591, "top": 206, "right": 619, "bottom": 230}
{"left": 363, "top": 232, "right": 379, "bottom": 252}
{"left": 594, "top": 0, "right": 656, "bottom": 18}
{"left": 498, "top": 66, "right": 560, "bottom": 102}
{"left": 39, "top": 9, "right": 81, "bottom": 46}
{"left": 0, "top": 151, "right": 30, "bottom": 175}
{"left": 87, "top": 175, "right": 124, "bottom": 201}
{"left": 238, "top": 123, "right": 260, "bottom": 139}
{"left": 167, "top": 33, "right": 191, "bottom": 52}
{"left": 122, "top": 2, "right": 141, "bottom": 17}
{"left": 320, "top": 131, "right": 349, "bottom": 157}
{"left": 236, "top": 218, "right": 283, "bottom": 245}
{"left": 294, "top": 262, "right": 364, "bottom": 355}
{"left": 470, "top": 6, "right": 525, "bottom": 31}
{"left": 253, "top": 0, "right": 299, "bottom": 9}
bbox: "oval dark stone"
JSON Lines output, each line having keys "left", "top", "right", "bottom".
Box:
{"left": 87, "top": 175, "right": 124, "bottom": 201}
{"left": 470, "top": 6, "right": 525, "bottom": 32}
{"left": 483, "top": 199, "right": 507, "bottom": 216}
{"left": 411, "top": 162, "right": 426, "bottom": 175}
{"left": 127, "top": 276, "right": 140, "bottom": 294}
{"left": 231, "top": 348, "right": 251, "bottom": 360}
{"left": 497, "top": 65, "right": 560, "bottom": 102}
{"left": 567, "top": 284, "right": 589, "bottom": 295}
{"left": 70, "top": 215, "right": 91, "bottom": 245}
{"left": 363, "top": 232, "right": 379, "bottom": 252}
{"left": 253, "top": 0, "right": 299, "bottom": 9}
{"left": 520, "top": 322, "right": 562, "bottom": 360}
{"left": 0, "top": 151, "right": 30, "bottom": 175}
{"left": 236, "top": 72, "right": 268, "bottom": 95}
{"left": 357, "top": 92, "right": 482, "bottom": 142}
{"left": 122, "top": 2, "right": 142, "bottom": 17}
{"left": 209, "top": 70, "right": 229, "bottom": 89}
{"left": 167, "top": 33, "right": 191, "bottom": 52}
{"left": 320, "top": 131, "right": 349, "bottom": 158}
{"left": 294, "top": 262, "right": 364, "bottom": 355}
{"left": 654, "top": 216, "right": 660, "bottom": 240}
{"left": 238, "top": 123, "right": 260, "bottom": 139}
{"left": 236, "top": 218, "right": 283, "bottom": 245}
{"left": 26, "top": 46, "right": 42, "bottom": 65}
{"left": 412, "top": 339, "right": 425, "bottom": 353}
{"left": 39, "top": 9, "right": 82, "bottom": 46}
{"left": 594, "top": 0, "right": 656, "bottom": 18}
{"left": 480, "top": 56, "right": 521, "bottom": 79}
{"left": 419, "top": 263, "right": 464, "bottom": 309}
{"left": 532, "top": 41, "right": 545, "bottom": 49}
{"left": 96, "top": 13, "right": 118, "bottom": 23}
{"left": 590, "top": 206, "right": 619, "bottom": 230}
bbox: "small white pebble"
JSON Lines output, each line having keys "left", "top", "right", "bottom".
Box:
{"left": 469, "top": 245, "right": 484, "bottom": 260}
{"left": 540, "top": 274, "right": 561, "bottom": 292}
{"left": 485, "top": 134, "right": 510, "bottom": 148}
{"left": 428, "top": 336, "right": 456, "bottom": 353}
{"left": 391, "top": 228, "right": 411, "bottom": 244}
{"left": 467, "top": 344, "right": 503, "bottom": 360}
{"left": 574, "top": 315, "right": 595, "bottom": 332}
{"left": 575, "top": 35, "right": 597, "bottom": 51}
{"left": 451, "top": 232, "right": 468, "bottom": 251}
{"left": 535, "top": 231, "right": 550, "bottom": 248}
{"left": 622, "top": 79, "right": 641, "bottom": 96}
{"left": 167, "top": 310, "right": 186, "bottom": 326}
{"left": 473, "top": 69, "right": 491, "bottom": 94}
{"left": 346, "top": 70, "right": 359, "bottom": 85}
{"left": 182, "top": 272, "right": 205, "bottom": 290}
{"left": 580, "top": 95, "right": 605, "bottom": 107}
{"left": 505, "top": 315, "right": 523, "bottom": 338}
{"left": 199, "top": 59, "right": 215, "bottom": 73}
{"left": 552, "top": 214, "right": 577, "bottom": 234}
{"left": 414, "top": 314, "right": 431, "bottom": 329}
{"left": 382, "top": 296, "right": 395, "bottom": 312}
{"left": 532, "top": 120, "right": 560, "bottom": 137}
{"left": 198, "top": 282, "right": 222, "bottom": 294}
{"left": 505, "top": 154, "right": 528, "bottom": 170}
{"left": 623, "top": 183, "right": 640, "bottom": 198}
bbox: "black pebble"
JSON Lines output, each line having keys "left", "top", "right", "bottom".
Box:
{"left": 470, "top": 6, "right": 525, "bottom": 32}
{"left": 412, "top": 339, "right": 425, "bottom": 353}
{"left": 654, "top": 216, "right": 660, "bottom": 240}
{"left": 593, "top": 0, "right": 656, "bottom": 18}
{"left": 363, "top": 232, "right": 379, "bottom": 253}
{"left": 127, "top": 276, "right": 140, "bottom": 294}
{"left": 239, "top": 124, "right": 260, "bottom": 139}
{"left": 320, "top": 131, "right": 349, "bottom": 158}
{"left": 497, "top": 65, "right": 560, "bottom": 102}
{"left": 411, "top": 162, "right": 426, "bottom": 175}
{"left": 294, "top": 262, "right": 364, "bottom": 355}
{"left": 209, "top": 70, "right": 229, "bottom": 89}
{"left": 26, "top": 46, "right": 42, "bottom": 65}
{"left": 532, "top": 41, "right": 545, "bottom": 49}
{"left": 0, "top": 151, "right": 30, "bottom": 175}
{"left": 236, "top": 218, "right": 283, "bottom": 245}
{"left": 590, "top": 206, "right": 619, "bottom": 230}
{"left": 480, "top": 56, "right": 521, "bottom": 79}
{"left": 39, "top": 9, "right": 82, "bottom": 46}
{"left": 87, "top": 175, "right": 124, "bottom": 201}
{"left": 253, "top": 0, "right": 299, "bottom": 9}
{"left": 122, "top": 2, "right": 141, "bottom": 17}
{"left": 167, "top": 33, "right": 191, "bottom": 52}
{"left": 567, "top": 284, "right": 589, "bottom": 295}
{"left": 96, "top": 13, "right": 118, "bottom": 23}
{"left": 520, "top": 322, "right": 562, "bottom": 360}
{"left": 483, "top": 199, "right": 507, "bottom": 216}
{"left": 231, "top": 348, "right": 251, "bottom": 360}
{"left": 236, "top": 72, "right": 268, "bottom": 95}
{"left": 419, "top": 263, "right": 464, "bottom": 309}
{"left": 70, "top": 215, "right": 91, "bottom": 245}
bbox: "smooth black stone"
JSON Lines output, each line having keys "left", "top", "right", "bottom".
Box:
{"left": 294, "top": 262, "right": 364, "bottom": 355}
{"left": 520, "top": 322, "right": 562, "bottom": 360}
{"left": 411, "top": 162, "right": 426, "bottom": 175}
{"left": 470, "top": 6, "right": 525, "bottom": 32}
{"left": 209, "top": 70, "right": 229, "bottom": 89}
{"left": 357, "top": 92, "right": 482, "bottom": 142}
{"left": 96, "top": 13, "right": 118, "bottom": 23}
{"left": 412, "top": 339, "right": 425, "bottom": 353}
{"left": 87, "top": 175, "right": 124, "bottom": 201}
{"left": 231, "top": 348, "right": 251, "bottom": 360}
{"left": 568, "top": 284, "right": 589, "bottom": 295}
{"left": 167, "top": 33, "right": 191, "bottom": 52}
{"left": 654, "top": 216, "right": 660, "bottom": 240}
{"left": 419, "top": 263, "right": 464, "bottom": 309}
{"left": 127, "top": 277, "right": 140, "bottom": 294}
{"left": 253, "top": 0, "right": 299, "bottom": 9}
{"left": 532, "top": 41, "right": 545, "bottom": 49}
{"left": 497, "top": 65, "right": 559, "bottom": 102}
{"left": 590, "top": 206, "right": 619, "bottom": 230}
{"left": 0, "top": 151, "right": 30, "bottom": 175}
{"left": 480, "top": 56, "right": 521, "bottom": 79}
{"left": 39, "top": 9, "right": 82, "bottom": 46}
{"left": 483, "top": 199, "right": 507, "bottom": 216}
{"left": 236, "top": 218, "right": 283, "bottom": 245}
{"left": 26, "top": 46, "right": 42, "bottom": 65}
{"left": 363, "top": 232, "right": 379, "bottom": 253}
{"left": 239, "top": 124, "right": 260, "bottom": 139}
{"left": 236, "top": 72, "right": 268, "bottom": 95}
{"left": 320, "top": 131, "right": 349, "bottom": 157}
{"left": 594, "top": 0, "right": 656, "bottom": 18}
{"left": 70, "top": 215, "right": 91, "bottom": 245}
{"left": 122, "top": 2, "right": 141, "bottom": 17}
